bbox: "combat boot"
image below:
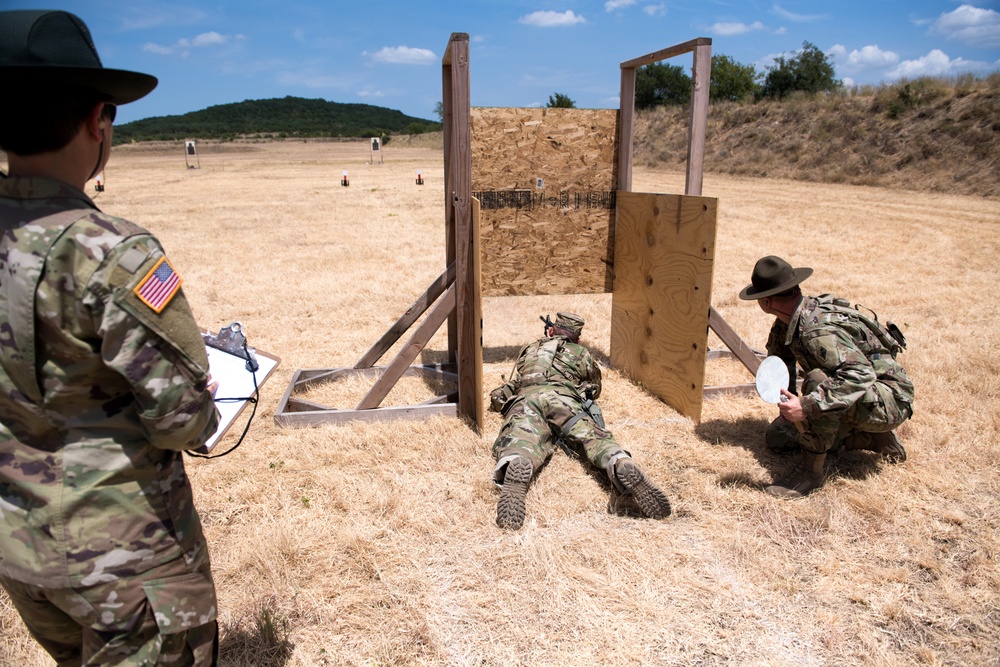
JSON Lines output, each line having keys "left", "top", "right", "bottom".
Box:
{"left": 766, "top": 452, "right": 827, "bottom": 499}
{"left": 843, "top": 431, "right": 907, "bottom": 463}
{"left": 613, "top": 458, "right": 672, "bottom": 519}
{"left": 496, "top": 456, "right": 533, "bottom": 530}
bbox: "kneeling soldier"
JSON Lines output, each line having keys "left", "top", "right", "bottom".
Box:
{"left": 739, "top": 256, "right": 915, "bottom": 498}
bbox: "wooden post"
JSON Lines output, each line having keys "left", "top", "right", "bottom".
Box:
{"left": 686, "top": 42, "right": 712, "bottom": 196}
{"left": 443, "top": 38, "right": 458, "bottom": 365}
{"left": 442, "top": 32, "right": 481, "bottom": 431}
{"left": 618, "top": 67, "right": 636, "bottom": 193}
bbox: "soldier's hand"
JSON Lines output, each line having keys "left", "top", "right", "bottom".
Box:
{"left": 489, "top": 388, "right": 505, "bottom": 412}
{"left": 778, "top": 389, "right": 804, "bottom": 424}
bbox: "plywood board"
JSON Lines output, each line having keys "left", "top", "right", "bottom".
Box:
{"left": 610, "top": 192, "right": 718, "bottom": 422}
{"left": 472, "top": 107, "right": 619, "bottom": 296}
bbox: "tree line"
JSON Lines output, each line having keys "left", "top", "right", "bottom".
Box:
{"left": 547, "top": 41, "right": 839, "bottom": 110}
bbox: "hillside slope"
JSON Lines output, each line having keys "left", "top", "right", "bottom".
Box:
{"left": 114, "top": 96, "right": 440, "bottom": 144}
{"left": 634, "top": 75, "right": 999, "bottom": 198}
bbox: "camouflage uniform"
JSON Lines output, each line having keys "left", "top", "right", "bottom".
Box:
{"left": 490, "top": 333, "right": 628, "bottom": 487}
{"left": 1, "top": 176, "right": 220, "bottom": 665}
{"left": 765, "top": 294, "right": 914, "bottom": 454}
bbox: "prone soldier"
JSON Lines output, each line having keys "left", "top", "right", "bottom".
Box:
{"left": 489, "top": 312, "right": 672, "bottom": 529}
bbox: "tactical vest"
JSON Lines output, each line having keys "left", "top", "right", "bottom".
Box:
{"left": 517, "top": 337, "right": 563, "bottom": 387}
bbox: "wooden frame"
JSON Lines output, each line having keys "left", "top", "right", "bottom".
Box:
{"left": 617, "top": 38, "right": 762, "bottom": 403}
{"left": 274, "top": 33, "right": 484, "bottom": 431}
{"left": 274, "top": 34, "right": 761, "bottom": 432}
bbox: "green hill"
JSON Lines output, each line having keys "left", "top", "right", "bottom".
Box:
{"left": 113, "top": 96, "right": 441, "bottom": 144}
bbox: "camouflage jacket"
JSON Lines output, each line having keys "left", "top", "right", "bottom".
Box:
{"left": 766, "top": 294, "right": 914, "bottom": 419}
{"left": 494, "top": 335, "right": 602, "bottom": 403}
{"left": 0, "top": 176, "right": 220, "bottom": 587}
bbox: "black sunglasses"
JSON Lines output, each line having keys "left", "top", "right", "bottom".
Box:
{"left": 102, "top": 103, "right": 117, "bottom": 123}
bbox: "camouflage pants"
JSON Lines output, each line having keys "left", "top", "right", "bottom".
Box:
{"left": 767, "top": 368, "right": 913, "bottom": 455}
{"left": 1, "top": 565, "right": 217, "bottom": 666}
{"left": 492, "top": 386, "right": 625, "bottom": 483}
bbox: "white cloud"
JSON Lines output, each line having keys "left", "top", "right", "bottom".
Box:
{"left": 519, "top": 10, "right": 586, "bottom": 27}
{"left": 887, "top": 49, "right": 990, "bottom": 79}
{"left": 828, "top": 44, "right": 900, "bottom": 72}
{"left": 357, "top": 90, "right": 386, "bottom": 99}
{"left": 774, "top": 26, "right": 787, "bottom": 35}
{"left": 771, "top": 3, "right": 827, "bottom": 22}
{"left": 366, "top": 46, "right": 437, "bottom": 65}
{"left": 932, "top": 4, "right": 1000, "bottom": 48}
{"left": 183, "top": 32, "right": 228, "bottom": 48}
{"left": 644, "top": 3, "right": 666, "bottom": 16}
{"left": 142, "top": 32, "right": 243, "bottom": 57}
{"left": 605, "top": 0, "right": 636, "bottom": 11}
{"left": 709, "top": 20, "right": 765, "bottom": 36}
{"left": 142, "top": 42, "right": 174, "bottom": 55}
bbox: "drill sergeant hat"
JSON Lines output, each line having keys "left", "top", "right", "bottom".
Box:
{"left": 738, "top": 255, "right": 813, "bottom": 300}
{"left": 0, "top": 10, "right": 157, "bottom": 104}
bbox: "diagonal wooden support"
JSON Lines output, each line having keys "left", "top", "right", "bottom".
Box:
{"left": 708, "top": 306, "right": 761, "bottom": 376}
{"left": 356, "top": 284, "right": 457, "bottom": 410}
{"left": 355, "top": 262, "right": 456, "bottom": 369}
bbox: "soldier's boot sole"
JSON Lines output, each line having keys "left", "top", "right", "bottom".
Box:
{"left": 496, "top": 457, "right": 532, "bottom": 530}
{"left": 615, "top": 459, "right": 672, "bottom": 519}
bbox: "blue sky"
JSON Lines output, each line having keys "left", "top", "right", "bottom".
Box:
{"left": 8, "top": 1, "right": 1000, "bottom": 124}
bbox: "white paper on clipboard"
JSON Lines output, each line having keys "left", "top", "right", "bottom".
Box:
{"left": 202, "top": 345, "right": 279, "bottom": 452}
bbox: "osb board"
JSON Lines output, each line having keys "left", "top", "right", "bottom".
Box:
{"left": 472, "top": 107, "right": 619, "bottom": 296}
{"left": 610, "top": 192, "right": 718, "bottom": 423}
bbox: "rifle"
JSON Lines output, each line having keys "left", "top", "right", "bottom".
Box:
{"left": 539, "top": 314, "right": 554, "bottom": 337}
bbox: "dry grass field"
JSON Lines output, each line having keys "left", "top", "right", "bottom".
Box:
{"left": 2, "top": 140, "right": 998, "bottom": 666}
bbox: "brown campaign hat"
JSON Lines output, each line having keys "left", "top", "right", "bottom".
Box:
{"left": 738, "top": 256, "right": 813, "bottom": 300}
{"left": 0, "top": 10, "right": 157, "bottom": 104}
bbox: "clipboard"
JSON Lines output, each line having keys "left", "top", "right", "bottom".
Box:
{"left": 201, "top": 325, "right": 280, "bottom": 452}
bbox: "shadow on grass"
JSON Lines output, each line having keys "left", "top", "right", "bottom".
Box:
{"left": 695, "top": 415, "right": 887, "bottom": 490}
{"left": 218, "top": 605, "right": 294, "bottom": 667}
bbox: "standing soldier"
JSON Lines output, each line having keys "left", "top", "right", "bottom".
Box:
{"left": 489, "top": 312, "right": 672, "bottom": 530}
{"left": 739, "top": 256, "right": 914, "bottom": 498}
{"left": 1, "top": 10, "right": 221, "bottom": 664}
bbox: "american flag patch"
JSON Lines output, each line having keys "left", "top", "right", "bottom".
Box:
{"left": 134, "top": 257, "right": 183, "bottom": 313}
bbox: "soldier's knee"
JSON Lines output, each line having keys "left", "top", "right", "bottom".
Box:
{"left": 765, "top": 418, "right": 800, "bottom": 454}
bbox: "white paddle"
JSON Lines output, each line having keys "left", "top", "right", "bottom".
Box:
{"left": 755, "top": 356, "right": 805, "bottom": 434}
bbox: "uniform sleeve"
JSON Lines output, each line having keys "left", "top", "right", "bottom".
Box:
{"left": 799, "top": 327, "right": 877, "bottom": 418}
{"left": 489, "top": 344, "right": 527, "bottom": 411}
{"left": 765, "top": 319, "right": 797, "bottom": 393}
{"left": 89, "top": 238, "right": 219, "bottom": 451}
